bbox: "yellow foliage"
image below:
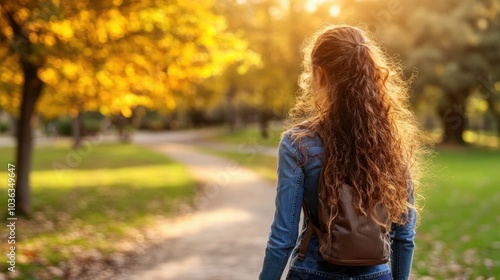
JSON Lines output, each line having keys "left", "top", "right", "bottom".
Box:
{"left": 13, "top": 74, "right": 23, "bottom": 85}
{"left": 28, "top": 32, "right": 38, "bottom": 43}
{"left": 0, "top": 0, "right": 257, "bottom": 119}
{"left": 42, "top": 34, "right": 56, "bottom": 46}
{"left": 99, "top": 106, "right": 110, "bottom": 115}
{"left": 37, "top": 68, "right": 60, "bottom": 86}
{"left": 121, "top": 107, "right": 132, "bottom": 118}
{"left": 113, "top": 0, "right": 123, "bottom": 7}
{"left": 1, "top": 26, "right": 13, "bottom": 38}
{"left": 79, "top": 10, "right": 92, "bottom": 22}
{"left": 125, "top": 65, "right": 135, "bottom": 77}
{"left": 49, "top": 20, "right": 74, "bottom": 41}
{"left": 15, "top": 8, "right": 30, "bottom": 22}
{"left": 62, "top": 63, "right": 78, "bottom": 80}
{"left": 166, "top": 97, "right": 176, "bottom": 110}
{"left": 96, "top": 71, "right": 113, "bottom": 88}
{"left": 104, "top": 9, "right": 127, "bottom": 39}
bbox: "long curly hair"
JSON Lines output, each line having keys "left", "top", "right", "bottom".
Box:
{"left": 288, "top": 25, "right": 428, "bottom": 228}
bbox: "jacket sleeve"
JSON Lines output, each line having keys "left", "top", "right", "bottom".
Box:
{"left": 259, "top": 132, "right": 305, "bottom": 280}
{"left": 389, "top": 179, "right": 417, "bottom": 280}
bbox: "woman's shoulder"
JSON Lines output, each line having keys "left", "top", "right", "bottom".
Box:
{"left": 279, "top": 125, "right": 323, "bottom": 165}
{"left": 282, "top": 124, "right": 322, "bottom": 149}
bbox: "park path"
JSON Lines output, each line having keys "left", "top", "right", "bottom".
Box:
{"left": 124, "top": 141, "right": 285, "bottom": 280}
{"left": 0, "top": 128, "right": 285, "bottom": 279}
{"left": 0, "top": 127, "right": 226, "bottom": 147}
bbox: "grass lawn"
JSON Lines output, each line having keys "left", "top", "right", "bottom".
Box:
{"left": 199, "top": 148, "right": 278, "bottom": 182}
{"left": 203, "top": 146, "right": 500, "bottom": 279}
{"left": 0, "top": 143, "right": 196, "bottom": 279}
{"left": 413, "top": 148, "right": 500, "bottom": 278}
{"left": 203, "top": 127, "right": 283, "bottom": 148}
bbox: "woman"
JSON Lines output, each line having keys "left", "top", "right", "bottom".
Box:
{"left": 259, "top": 25, "right": 427, "bottom": 280}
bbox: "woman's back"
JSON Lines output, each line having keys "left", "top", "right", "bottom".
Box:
{"left": 259, "top": 24, "right": 426, "bottom": 280}
{"left": 258, "top": 128, "right": 415, "bottom": 279}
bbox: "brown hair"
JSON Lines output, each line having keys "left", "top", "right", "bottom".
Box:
{"left": 288, "top": 24, "right": 428, "bottom": 227}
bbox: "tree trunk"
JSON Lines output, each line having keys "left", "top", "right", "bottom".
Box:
{"left": 225, "top": 83, "right": 237, "bottom": 131}
{"left": 112, "top": 114, "right": 130, "bottom": 142}
{"left": 438, "top": 90, "right": 468, "bottom": 145}
{"left": 15, "top": 61, "right": 44, "bottom": 216}
{"left": 495, "top": 117, "right": 500, "bottom": 144}
{"left": 9, "top": 114, "right": 18, "bottom": 138}
{"left": 440, "top": 114, "right": 466, "bottom": 144}
{"left": 259, "top": 109, "right": 272, "bottom": 139}
{"left": 485, "top": 94, "right": 500, "bottom": 143}
{"left": 72, "top": 112, "right": 83, "bottom": 148}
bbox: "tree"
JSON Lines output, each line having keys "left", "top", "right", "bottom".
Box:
{"left": 219, "top": 0, "right": 323, "bottom": 137}
{"left": 221, "top": 0, "right": 416, "bottom": 137}
{"left": 0, "top": 0, "right": 251, "bottom": 215}
{"left": 395, "top": 0, "right": 500, "bottom": 144}
{"left": 322, "top": 0, "right": 500, "bottom": 144}
{"left": 476, "top": 2, "right": 500, "bottom": 139}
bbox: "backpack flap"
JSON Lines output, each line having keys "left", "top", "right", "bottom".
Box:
{"left": 318, "top": 183, "right": 391, "bottom": 266}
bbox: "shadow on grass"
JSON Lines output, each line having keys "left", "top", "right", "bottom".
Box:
{"left": 0, "top": 143, "right": 177, "bottom": 171}
{"left": 0, "top": 143, "right": 197, "bottom": 279}
{"left": 0, "top": 182, "right": 197, "bottom": 278}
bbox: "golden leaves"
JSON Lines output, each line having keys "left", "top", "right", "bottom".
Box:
{"left": 1, "top": 26, "right": 13, "bottom": 38}
{"left": 13, "top": 73, "right": 24, "bottom": 85}
{"left": 37, "top": 68, "right": 59, "bottom": 86}
{"left": 1, "top": 70, "right": 24, "bottom": 86}
{"left": 121, "top": 107, "right": 132, "bottom": 118}
{"left": 14, "top": 8, "right": 30, "bottom": 22}
{"left": 96, "top": 70, "right": 113, "bottom": 89}
{"left": 41, "top": 34, "right": 56, "bottom": 46}
{"left": 62, "top": 63, "right": 78, "bottom": 80}
{"left": 103, "top": 9, "right": 127, "bottom": 39}
{"left": 49, "top": 20, "right": 74, "bottom": 41}
{"left": 1, "top": 0, "right": 257, "bottom": 118}
{"left": 28, "top": 32, "right": 38, "bottom": 43}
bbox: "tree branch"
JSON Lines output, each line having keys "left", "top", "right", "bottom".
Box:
{"left": 5, "top": 9, "right": 26, "bottom": 39}
{"left": 2, "top": 6, "right": 31, "bottom": 56}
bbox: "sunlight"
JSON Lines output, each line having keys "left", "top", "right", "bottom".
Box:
{"left": 305, "top": 2, "right": 318, "bottom": 13}
{"left": 156, "top": 207, "right": 254, "bottom": 239}
{"left": 329, "top": 4, "right": 341, "bottom": 17}
{"left": 305, "top": 0, "right": 328, "bottom": 13}
{"left": 304, "top": 0, "right": 341, "bottom": 17}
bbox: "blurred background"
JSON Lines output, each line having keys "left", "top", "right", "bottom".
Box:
{"left": 0, "top": 0, "right": 499, "bottom": 279}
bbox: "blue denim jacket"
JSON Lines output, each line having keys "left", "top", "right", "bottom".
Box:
{"left": 259, "top": 129, "right": 416, "bottom": 280}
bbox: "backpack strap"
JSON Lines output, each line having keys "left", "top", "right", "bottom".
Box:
{"left": 297, "top": 201, "right": 323, "bottom": 261}
{"left": 297, "top": 208, "right": 313, "bottom": 261}
{"left": 297, "top": 123, "right": 325, "bottom": 262}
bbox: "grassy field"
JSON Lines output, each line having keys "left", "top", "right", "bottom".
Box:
{"left": 0, "top": 143, "right": 196, "bottom": 279}
{"left": 199, "top": 148, "right": 278, "bottom": 182}
{"left": 203, "top": 146, "right": 500, "bottom": 279}
{"left": 203, "top": 127, "right": 283, "bottom": 147}
{"left": 413, "top": 148, "right": 500, "bottom": 278}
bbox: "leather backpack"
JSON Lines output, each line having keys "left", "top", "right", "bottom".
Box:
{"left": 297, "top": 132, "right": 391, "bottom": 266}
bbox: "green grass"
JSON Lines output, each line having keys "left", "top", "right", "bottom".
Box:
{"left": 199, "top": 148, "right": 278, "bottom": 182}
{"left": 413, "top": 148, "right": 500, "bottom": 278}
{"left": 203, "top": 127, "right": 283, "bottom": 148}
{"left": 204, "top": 145, "right": 500, "bottom": 279}
{"left": 0, "top": 143, "right": 196, "bottom": 279}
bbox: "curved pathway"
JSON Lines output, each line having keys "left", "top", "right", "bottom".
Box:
{"left": 124, "top": 142, "right": 282, "bottom": 280}
{"left": 0, "top": 129, "right": 284, "bottom": 279}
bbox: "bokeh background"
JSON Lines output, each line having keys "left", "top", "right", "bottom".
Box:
{"left": 0, "top": 0, "right": 499, "bottom": 279}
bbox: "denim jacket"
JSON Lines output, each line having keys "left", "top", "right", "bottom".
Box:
{"left": 259, "top": 129, "right": 416, "bottom": 280}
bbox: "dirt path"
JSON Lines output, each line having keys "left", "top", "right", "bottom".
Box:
{"left": 124, "top": 143, "right": 282, "bottom": 280}
{"left": 0, "top": 129, "right": 285, "bottom": 279}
